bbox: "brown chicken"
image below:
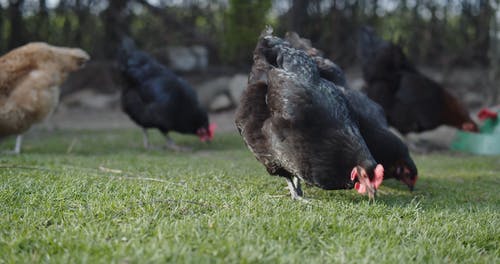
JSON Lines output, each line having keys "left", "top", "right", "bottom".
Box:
{"left": 0, "top": 42, "right": 90, "bottom": 153}
{"left": 358, "top": 26, "right": 478, "bottom": 135}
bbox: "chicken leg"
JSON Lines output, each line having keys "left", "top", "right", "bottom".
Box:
{"left": 164, "top": 134, "right": 191, "bottom": 152}
{"left": 2, "top": 135, "right": 23, "bottom": 154}
{"left": 14, "top": 135, "right": 23, "bottom": 154}
{"left": 142, "top": 128, "right": 150, "bottom": 149}
{"left": 285, "top": 176, "right": 307, "bottom": 202}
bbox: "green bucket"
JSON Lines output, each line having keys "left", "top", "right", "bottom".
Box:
{"left": 451, "top": 111, "right": 500, "bottom": 155}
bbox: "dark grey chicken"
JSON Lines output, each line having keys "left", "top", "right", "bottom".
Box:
{"left": 235, "top": 28, "right": 384, "bottom": 200}
{"left": 285, "top": 31, "right": 418, "bottom": 190}
{"left": 358, "top": 26, "right": 477, "bottom": 134}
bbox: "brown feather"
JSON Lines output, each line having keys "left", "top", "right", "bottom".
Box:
{"left": 0, "top": 42, "right": 89, "bottom": 137}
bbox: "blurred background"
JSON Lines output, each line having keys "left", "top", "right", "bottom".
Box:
{"left": 0, "top": 0, "right": 499, "bottom": 135}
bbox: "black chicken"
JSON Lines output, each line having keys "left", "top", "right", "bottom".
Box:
{"left": 342, "top": 87, "right": 418, "bottom": 190}
{"left": 358, "top": 26, "right": 477, "bottom": 135}
{"left": 285, "top": 31, "right": 418, "bottom": 190}
{"left": 117, "top": 38, "right": 214, "bottom": 150}
{"left": 235, "top": 28, "right": 384, "bottom": 200}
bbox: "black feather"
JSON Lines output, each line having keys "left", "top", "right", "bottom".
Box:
{"left": 236, "top": 31, "right": 378, "bottom": 193}
{"left": 117, "top": 38, "right": 209, "bottom": 136}
{"left": 285, "top": 31, "right": 418, "bottom": 187}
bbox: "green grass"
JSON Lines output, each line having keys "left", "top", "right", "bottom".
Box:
{"left": 0, "top": 129, "right": 499, "bottom": 263}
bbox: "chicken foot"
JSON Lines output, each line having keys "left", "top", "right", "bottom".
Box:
{"left": 141, "top": 129, "right": 162, "bottom": 150}
{"left": 164, "top": 134, "right": 192, "bottom": 152}
{"left": 1, "top": 135, "right": 23, "bottom": 154}
{"left": 141, "top": 131, "right": 191, "bottom": 152}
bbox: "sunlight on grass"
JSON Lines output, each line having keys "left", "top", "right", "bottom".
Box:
{"left": 0, "top": 130, "right": 499, "bottom": 263}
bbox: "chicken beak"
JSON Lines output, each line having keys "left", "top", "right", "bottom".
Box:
{"left": 352, "top": 166, "right": 379, "bottom": 200}
{"left": 71, "top": 49, "right": 90, "bottom": 68}
{"left": 197, "top": 126, "right": 214, "bottom": 143}
{"left": 368, "top": 189, "right": 376, "bottom": 201}
{"left": 357, "top": 172, "right": 377, "bottom": 200}
{"left": 77, "top": 57, "right": 88, "bottom": 67}
{"left": 366, "top": 182, "right": 377, "bottom": 201}
{"left": 399, "top": 172, "right": 417, "bottom": 192}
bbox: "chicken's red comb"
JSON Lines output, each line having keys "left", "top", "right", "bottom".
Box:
{"left": 477, "top": 108, "right": 498, "bottom": 121}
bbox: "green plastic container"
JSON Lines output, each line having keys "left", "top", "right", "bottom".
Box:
{"left": 451, "top": 111, "right": 500, "bottom": 155}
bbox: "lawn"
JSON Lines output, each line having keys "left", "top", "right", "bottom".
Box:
{"left": 0, "top": 129, "right": 499, "bottom": 263}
